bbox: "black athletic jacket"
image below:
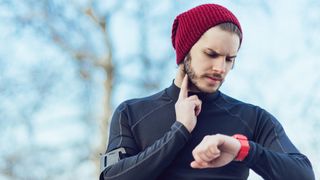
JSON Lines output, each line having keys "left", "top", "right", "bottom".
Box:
{"left": 100, "top": 82, "right": 315, "bottom": 180}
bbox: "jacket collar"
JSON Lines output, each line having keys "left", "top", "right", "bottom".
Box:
{"left": 165, "top": 80, "right": 220, "bottom": 103}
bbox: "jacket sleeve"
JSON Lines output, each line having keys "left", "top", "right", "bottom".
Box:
{"left": 244, "top": 109, "right": 315, "bottom": 180}
{"left": 99, "top": 104, "right": 191, "bottom": 180}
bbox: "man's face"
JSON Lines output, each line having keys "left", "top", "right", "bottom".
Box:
{"left": 183, "top": 26, "right": 240, "bottom": 93}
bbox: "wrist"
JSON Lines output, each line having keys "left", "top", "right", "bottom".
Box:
{"left": 232, "top": 134, "right": 250, "bottom": 161}
{"left": 177, "top": 120, "right": 193, "bottom": 133}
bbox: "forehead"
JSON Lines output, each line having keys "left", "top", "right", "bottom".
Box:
{"left": 197, "top": 26, "right": 240, "bottom": 55}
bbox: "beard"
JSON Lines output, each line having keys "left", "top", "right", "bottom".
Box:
{"left": 183, "top": 53, "right": 224, "bottom": 93}
{"left": 183, "top": 54, "right": 201, "bottom": 92}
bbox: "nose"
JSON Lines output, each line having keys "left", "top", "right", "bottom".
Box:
{"left": 211, "top": 57, "right": 226, "bottom": 74}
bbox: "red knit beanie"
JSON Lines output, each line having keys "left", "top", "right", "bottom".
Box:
{"left": 171, "top": 4, "right": 242, "bottom": 64}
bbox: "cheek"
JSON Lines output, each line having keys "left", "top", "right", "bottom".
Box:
{"left": 226, "top": 64, "right": 233, "bottom": 72}
{"left": 191, "top": 56, "right": 209, "bottom": 72}
{"left": 190, "top": 61, "right": 205, "bottom": 73}
{"left": 223, "top": 67, "right": 232, "bottom": 77}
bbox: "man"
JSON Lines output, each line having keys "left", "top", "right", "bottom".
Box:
{"left": 100, "top": 4, "right": 315, "bottom": 180}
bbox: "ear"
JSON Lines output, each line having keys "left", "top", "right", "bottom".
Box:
{"left": 178, "top": 64, "right": 186, "bottom": 77}
{"left": 175, "top": 64, "right": 186, "bottom": 83}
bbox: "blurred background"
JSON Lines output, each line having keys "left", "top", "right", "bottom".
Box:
{"left": 0, "top": 0, "right": 319, "bottom": 179}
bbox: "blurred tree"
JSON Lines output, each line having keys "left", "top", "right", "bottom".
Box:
{"left": 1, "top": 0, "right": 121, "bottom": 178}
{"left": 0, "top": 0, "right": 179, "bottom": 179}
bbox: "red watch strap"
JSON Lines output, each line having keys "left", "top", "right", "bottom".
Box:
{"left": 233, "top": 134, "right": 250, "bottom": 161}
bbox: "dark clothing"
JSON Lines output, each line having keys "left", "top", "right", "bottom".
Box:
{"left": 100, "top": 82, "right": 315, "bottom": 180}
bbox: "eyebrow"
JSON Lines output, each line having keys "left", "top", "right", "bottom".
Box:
{"left": 205, "top": 48, "right": 237, "bottom": 58}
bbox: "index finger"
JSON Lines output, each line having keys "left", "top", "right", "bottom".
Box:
{"left": 178, "top": 74, "right": 189, "bottom": 99}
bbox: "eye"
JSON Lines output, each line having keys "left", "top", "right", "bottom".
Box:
{"left": 205, "top": 52, "right": 219, "bottom": 58}
{"left": 226, "top": 57, "right": 235, "bottom": 63}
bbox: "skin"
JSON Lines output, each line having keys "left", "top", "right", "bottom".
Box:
{"left": 174, "top": 26, "right": 242, "bottom": 169}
